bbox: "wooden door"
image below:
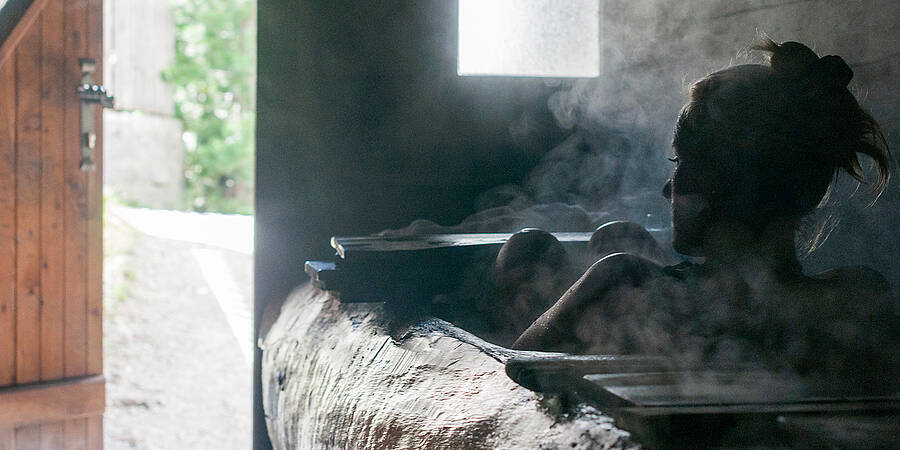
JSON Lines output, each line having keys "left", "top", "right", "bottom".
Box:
{"left": 0, "top": 0, "right": 105, "bottom": 448}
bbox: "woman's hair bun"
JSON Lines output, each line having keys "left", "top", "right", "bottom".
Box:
{"left": 754, "top": 38, "right": 854, "bottom": 88}
{"left": 766, "top": 40, "right": 819, "bottom": 76}
{"left": 814, "top": 55, "right": 854, "bottom": 88}
{"left": 731, "top": 37, "right": 891, "bottom": 211}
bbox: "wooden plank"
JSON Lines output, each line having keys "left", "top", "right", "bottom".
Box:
{"left": 62, "top": 419, "right": 86, "bottom": 450}
{"left": 618, "top": 398, "right": 900, "bottom": 417}
{"left": 0, "top": 0, "right": 50, "bottom": 69}
{"left": 582, "top": 369, "right": 895, "bottom": 408}
{"left": 38, "top": 421, "right": 63, "bottom": 450}
{"left": 0, "top": 375, "right": 105, "bottom": 428}
{"left": 38, "top": 0, "right": 64, "bottom": 383}
{"left": 13, "top": 425, "right": 38, "bottom": 450}
{"left": 505, "top": 355, "right": 675, "bottom": 393}
{"left": 0, "top": 50, "right": 16, "bottom": 388}
{"left": 324, "top": 233, "right": 595, "bottom": 302}
{"left": 62, "top": 0, "right": 87, "bottom": 379}
{"left": 332, "top": 232, "right": 594, "bottom": 257}
{"left": 14, "top": 17, "right": 42, "bottom": 386}
{"left": 85, "top": 0, "right": 102, "bottom": 377}
{"left": 85, "top": 416, "right": 100, "bottom": 450}
{"left": 0, "top": 427, "right": 13, "bottom": 450}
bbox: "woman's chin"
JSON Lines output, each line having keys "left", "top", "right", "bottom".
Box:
{"left": 672, "top": 234, "right": 702, "bottom": 257}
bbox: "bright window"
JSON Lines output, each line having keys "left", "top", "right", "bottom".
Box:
{"left": 458, "top": 0, "right": 600, "bottom": 77}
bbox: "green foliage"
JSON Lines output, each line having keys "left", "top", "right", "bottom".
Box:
{"left": 163, "top": 0, "right": 256, "bottom": 214}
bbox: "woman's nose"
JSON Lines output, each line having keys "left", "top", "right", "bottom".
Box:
{"left": 662, "top": 180, "right": 672, "bottom": 199}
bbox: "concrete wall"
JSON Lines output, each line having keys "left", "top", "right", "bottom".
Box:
{"left": 103, "top": 111, "right": 184, "bottom": 209}
{"left": 103, "top": 0, "right": 183, "bottom": 209}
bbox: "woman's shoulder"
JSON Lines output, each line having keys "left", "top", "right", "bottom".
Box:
{"left": 583, "top": 252, "right": 669, "bottom": 286}
{"left": 810, "top": 265, "right": 892, "bottom": 296}
{"left": 800, "top": 266, "right": 895, "bottom": 323}
{"left": 512, "top": 252, "right": 670, "bottom": 352}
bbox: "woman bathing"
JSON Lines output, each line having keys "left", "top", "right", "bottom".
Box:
{"left": 505, "top": 40, "right": 897, "bottom": 390}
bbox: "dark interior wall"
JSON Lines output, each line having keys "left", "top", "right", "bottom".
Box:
{"left": 256, "top": 0, "right": 563, "bottom": 307}
{"left": 254, "top": 1, "right": 564, "bottom": 447}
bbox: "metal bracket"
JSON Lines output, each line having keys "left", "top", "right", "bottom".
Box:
{"left": 77, "top": 58, "right": 114, "bottom": 172}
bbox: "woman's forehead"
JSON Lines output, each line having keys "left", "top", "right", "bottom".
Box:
{"left": 672, "top": 106, "right": 702, "bottom": 154}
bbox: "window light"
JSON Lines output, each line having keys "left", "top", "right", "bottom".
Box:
{"left": 458, "top": 0, "right": 600, "bottom": 78}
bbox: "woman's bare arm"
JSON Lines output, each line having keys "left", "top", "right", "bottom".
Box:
{"left": 512, "top": 252, "right": 659, "bottom": 352}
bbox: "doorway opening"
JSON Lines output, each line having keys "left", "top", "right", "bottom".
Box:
{"left": 101, "top": 0, "right": 255, "bottom": 448}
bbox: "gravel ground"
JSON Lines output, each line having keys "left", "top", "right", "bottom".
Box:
{"left": 103, "top": 206, "right": 253, "bottom": 449}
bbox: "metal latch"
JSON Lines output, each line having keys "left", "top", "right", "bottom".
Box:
{"left": 76, "top": 58, "right": 114, "bottom": 171}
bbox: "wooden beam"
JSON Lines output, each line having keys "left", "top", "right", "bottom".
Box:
{"left": 0, "top": 375, "right": 105, "bottom": 428}
{"left": 14, "top": 10, "right": 43, "bottom": 386}
{"left": 0, "top": 43, "right": 15, "bottom": 388}
{"left": 62, "top": 0, "right": 88, "bottom": 379}
{"left": 0, "top": 428, "right": 12, "bottom": 449}
{"left": 332, "top": 232, "right": 593, "bottom": 259}
{"left": 85, "top": 0, "right": 103, "bottom": 377}
{"left": 39, "top": 0, "right": 65, "bottom": 384}
{"left": 0, "top": 0, "right": 50, "bottom": 69}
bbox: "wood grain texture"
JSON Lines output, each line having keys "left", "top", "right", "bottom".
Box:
{"left": 0, "top": 375, "right": 104, "bottom": 429}
{"left": 332, "top": 232, "right": 594, "bottom": 259}
{"left": 39, "top": 0, "right": 65, "bottom": 383}
{"left": 62, "top": 0, "right": 87, "bottom": 378}
{"left": 38, "top": 421, "right": 63, "bottom": 450}
{"left": 0, "top": 1, "right": 103, "bottom": 442}
{"left": 13, "top": 425, "right": 38, "bottom": 450}
{"left": 0, "top": 0, "right": 51, "bottom": 69}
{"left": 14, "top": 19, "right": 43, "bottom": 385}
{"left": 0, "top": 427, "right": 13, "bottom": 450}
{"left": 261, "top": 284, "right": 637, "bottom": 449}
{"left": 85, "top": 0, "right": 102, "bottom": 376}
{"left": 62, "top": 419, "right": 86, "bottom": 450}
{"left": 85, "top": 416, "right": 100, "bottom": 450}
{"left": 0, "top": 51, "right": 16, "bottom": 388}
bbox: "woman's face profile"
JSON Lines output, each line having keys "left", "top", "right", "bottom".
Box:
{"left": 665, "top": 120, "right": 712, "bottom": 257}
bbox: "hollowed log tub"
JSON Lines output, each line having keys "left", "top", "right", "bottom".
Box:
{"left": 260, "top": 234, "right": 900, "bottom": 449}
{"left": 261, "top": 283, "right": 638, "bottom": 449}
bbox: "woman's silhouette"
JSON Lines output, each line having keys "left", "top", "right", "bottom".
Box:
{"left": 508, "top": 39, "right": 897, "bottom": 391}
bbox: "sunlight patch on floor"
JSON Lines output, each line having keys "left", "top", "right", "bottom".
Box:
{"left": 111, "top": 205, "right": 254, "bottom": 254}
{"left": 191, "top": 247, "right": 253, "bottom": 366}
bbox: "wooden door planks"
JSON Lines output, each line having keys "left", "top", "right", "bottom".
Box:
{"left": 40, "top": 420, "right": 65, "bottom": 450}
{"left": 86, "top": 416, "right": 101, "bottom": 450}
{"left": 38, "top": 0, "right": 65, "bottom": 384}
{"left": 0, "top": 427, "right": 12, "bottom": 449}
{"left": 62, "top": 0, "right": 88, "bottom": 379}
{"left": 0, "top": 0, "right": 51, "bottom": 69}
{"left": 63, "top": 419, "right": 87, "bottom": 450}
{"left": 14, "top": 13, "right": 42, "bottom": 386}
{"left": 0, "top": 421, "right": 88, "bottom": 450}
{"left": 0, "top": 1, "right": 104, "bottom": 444}
{"left": 13, "top": 425, "right": 39, "bottom": 450}
{"left": 0, "top": 49, "right": 15, "bottom": 388}
{"left": 0, "top": 375, "right": 104, "bottom": 430}
{"left": 85, "top": 0, "right": 102, "bottom": 376}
